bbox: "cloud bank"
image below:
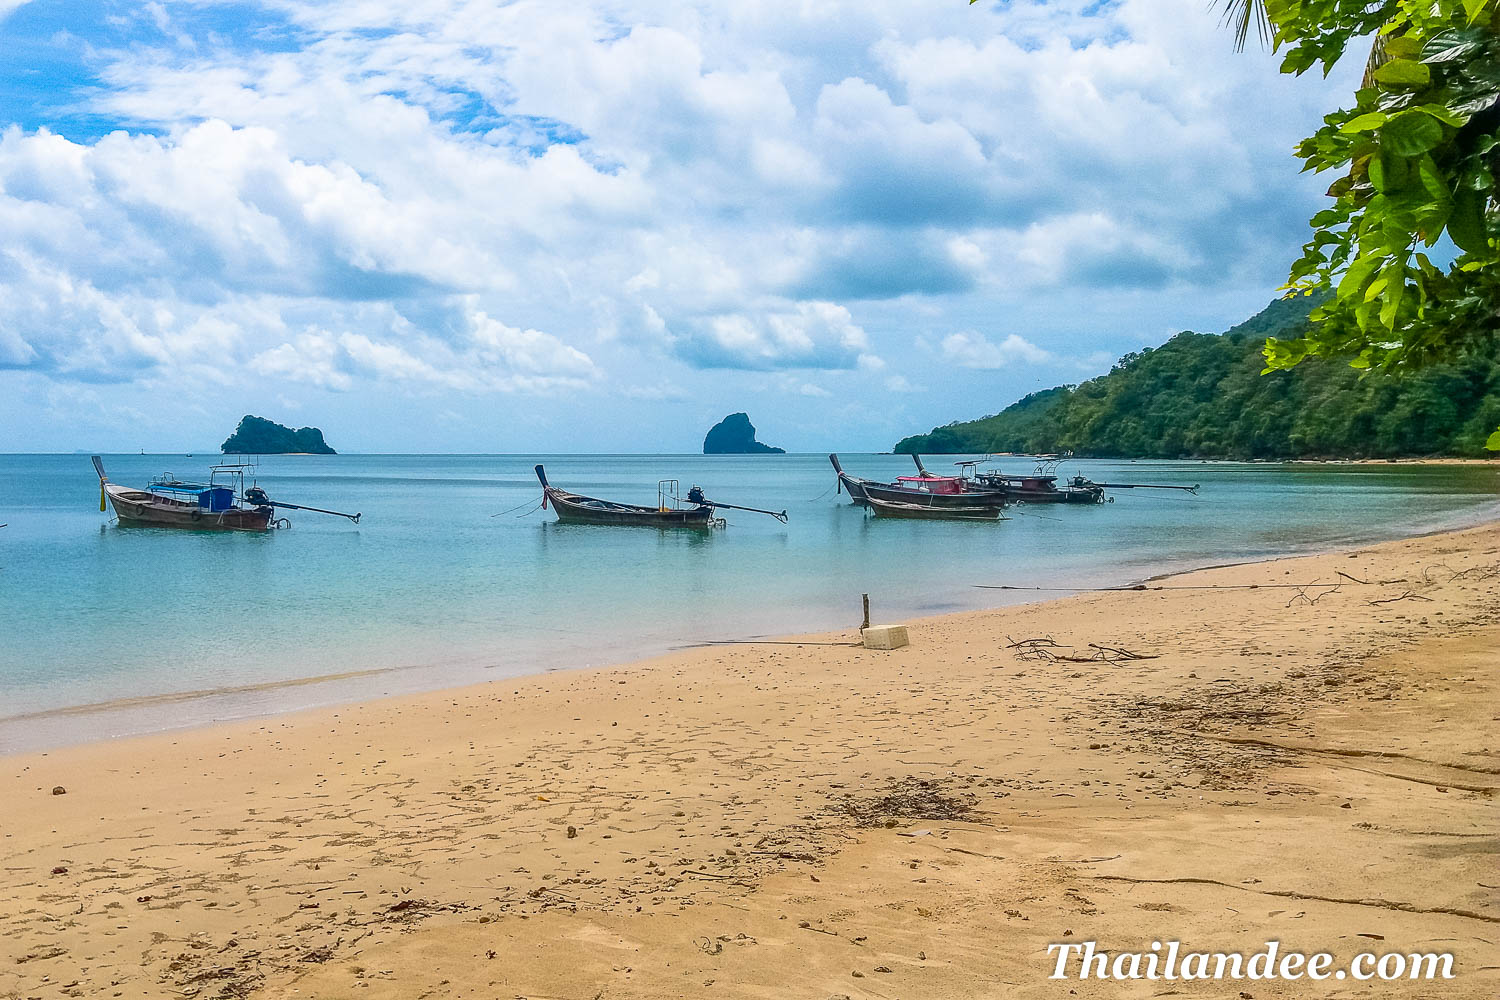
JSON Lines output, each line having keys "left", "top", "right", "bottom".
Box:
{"left": 0, "top": 0, "right": 1361, "bottom": 450}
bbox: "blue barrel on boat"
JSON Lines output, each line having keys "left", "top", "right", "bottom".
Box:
{"left": 200, "top": 487, "right": 236, "bottom": 512}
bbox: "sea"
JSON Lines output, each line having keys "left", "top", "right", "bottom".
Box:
{"left": 1, "top": 452, "right": 1496, "bottom": 753}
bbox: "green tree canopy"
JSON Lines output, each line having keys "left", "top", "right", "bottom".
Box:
{"left": 893, "top": 296, "right": 1500, "bottom": 458}
{"left": 1252, "top": 0, "right": 1499, "bottom": 447}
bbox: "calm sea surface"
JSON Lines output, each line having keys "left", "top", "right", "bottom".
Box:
{"left": 1, "top": 453, "right": 1495, "bottom": 751}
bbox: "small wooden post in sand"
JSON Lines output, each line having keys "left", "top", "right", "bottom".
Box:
{"left": 859, "top": 594, "right": 909, "bottom": 650}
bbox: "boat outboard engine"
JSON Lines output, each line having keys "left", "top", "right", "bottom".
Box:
{"left": 686, "top": 485, "right": 708, "bottom": 506}
{"left": 244, "top": 485, "right": 272, "bottom": 508}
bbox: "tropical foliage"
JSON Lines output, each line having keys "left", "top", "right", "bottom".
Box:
{"left": 1250, "top": 0, "right": 1499, "bottom": 448}
{"left": 893, "top": 297, "right": 1500, "bottom": 458}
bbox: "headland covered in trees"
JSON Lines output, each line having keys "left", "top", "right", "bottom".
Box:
{"left": 895, "top": 297, "right": 1500, "bottom": 459}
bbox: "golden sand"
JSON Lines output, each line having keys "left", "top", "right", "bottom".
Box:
{"left": 3, "top": 523, "right": 1497, "bottom": 999}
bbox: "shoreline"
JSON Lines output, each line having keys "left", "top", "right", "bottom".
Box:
{"left": 6, "top": 498, "right": 1498, "bottom": 757}
{"left": 5, "top": 520, "right": 1497, "bottom": 998}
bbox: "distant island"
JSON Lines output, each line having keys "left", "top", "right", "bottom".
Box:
{"left": 221, "top": 415, "right": 337, "bottom": 455}
{"left": 703, "top": 413, "right": 785, "bottom": 454}
{"left": 895, "top": 296, "right": 1500, "bottom": 460}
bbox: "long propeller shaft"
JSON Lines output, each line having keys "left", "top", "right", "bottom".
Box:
{"left": 699, "top": 499, "right": 789, "bottom": 523}
{"left": 263, "top": 499, "right": 363, "bottom": 522}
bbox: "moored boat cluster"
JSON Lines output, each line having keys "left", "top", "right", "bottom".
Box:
{"left": 89, "top": 454, "right": 1198, "bottom": 532}
{"left": 828, "top": 454, "right": 1198, "bottom": 521}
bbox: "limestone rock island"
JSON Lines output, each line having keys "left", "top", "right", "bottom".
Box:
{"left": 221, "top": 415, "right": 337, "bottom": 455}
{"left": 703, "top": 413, "right": 784, "bottom": 454}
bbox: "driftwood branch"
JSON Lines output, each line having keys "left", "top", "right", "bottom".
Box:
{"left": 1286, "top": 583, "right": 1340, "bottom": 607}
{"left": 1008, "top": 638, "right": 1159, "bottom": 664}
{"left": 1087, "top": 643, "right": 1159, "bottom": 661}
{"left": 1006, "top": 636, "right": 1062, "bottom": 649}
{"left": 1368, "top": 590, "right": 1435, "bottom": 606}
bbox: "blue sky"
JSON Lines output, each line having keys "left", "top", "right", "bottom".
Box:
{"left": 0, "top": 0, "right": 1363, "bottom": 453}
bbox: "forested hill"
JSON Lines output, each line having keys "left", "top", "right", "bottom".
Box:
{"left": 894, "top": 297, "right": 1500, "bottom": 459}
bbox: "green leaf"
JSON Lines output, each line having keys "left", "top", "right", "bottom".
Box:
{"left": 1378, "top": 262, "right": 1405, "bottom": 327}
{"left": 1464, "top": 165, "right": 1495, "bottom": 191}
{"left": 1368, "top": 150, "right": 1412, "bottom": 192}
{"left": 1373, "top": 59, "right": 1430, "bottom": 87}
{"left": 1417, "top": 155, "right": 1450, "bottom": 206}
{"left": 1423, "top": 33, "right": 1479, "bottom": 64}
{"left": 1261, "top": 336, "right": 1308, "bottom": 373}
{"left": 1463, "top": 0, "right": 1488, "bottom": 23}
{"left": 1453, "top": 93, "right": 1499, "bottom": 116}
{"left": 1487, "top": 427, "right": 1500, "bottom": 452}
{"left": 1337, "top": 254, "right": 1381, "bottom": 300}
{"left": 1410, "top": 104, "right": 1467, "bottom": 128}
{"left": 1339, "top": 111, "right": 1388, "bottom": 134}
{"left": 1462, "top": 58, "right": 1500, "bottom": 89}
{"left": 1447, "top": 188, "right": 1490, "bottom": 255}
{"left": 1380, "top": 111, "right": 1444, "bottom": 156}
{"left": 1385, "top": 36, "right": 1422, "bottom": 60}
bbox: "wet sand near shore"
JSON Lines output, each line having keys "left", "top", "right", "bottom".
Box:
{"left": 2, "top": 523, "right": 1496, "bottom": 999}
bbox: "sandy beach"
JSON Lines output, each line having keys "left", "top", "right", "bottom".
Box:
{"left": 3, "top": 522, "right": 1497, "bottom": 999}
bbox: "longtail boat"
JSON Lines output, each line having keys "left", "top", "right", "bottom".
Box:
{"left": 830, "top": 454, "right": 1007, "bottom": 508}
{"left": 93, "top": 457, "right": 360, "bottom": 531}
{"left": 917, "top": 455, "right": 1198, "bottom": 504}
{"left": 866, "top": 496, "right": 1006, "bottom": 520}
{"left": 534, "top": 466, "right": 786, "bottom": 528}
{"left": 951, "top": 460, "right": 1104, "bottom": 504}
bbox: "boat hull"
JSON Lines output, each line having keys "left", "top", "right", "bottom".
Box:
{"left": 836, "top": 472, "right": 872, "bottom": 504}
{"left": 970, "top": 475, "right": 1104, "bottom": 504}
{"left": 860, "top": 481, "right": 1008, "bottom": 508}
{"left": 105, "top": 485, "right": 273, "bottom": 531}
{"left": 999, "top": 487, "right": 1103, "bottom": 504}
{"left": 544, "top": 487, "right": 716, "bottom": 528}
{"left": 867, "top": 497, "right": 1003, "bottom": 520}
{"left": 1026, "top": 491, "right": 1098, "bottom": 509}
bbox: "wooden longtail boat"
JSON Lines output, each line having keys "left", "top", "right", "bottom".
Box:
{"left": 911, "top": 455, "right": 1103, "bottom": 505}
{"left": 912, "top": 455, "right": 1196, "bottom": 504}
{"left": 535, "top": 465, "right": 717, "bottom": 528}
{"left": 92, "top": 457, "right": 361, "bottom": 531}
{"left": 94, "top": 457, "right": 274, "bottom": 531}
{"left": 966, "top": 467, "right": 1104, "bottom": 504}
{"left": 830, "top": 454, "right": 1008, "bottom": 508}
{"left": 866, "top": 496, "right": 1006, "bottom": 520}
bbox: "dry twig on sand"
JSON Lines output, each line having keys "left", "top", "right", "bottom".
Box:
{"left": 1369, "top": 590, "right": 1435, "bottom": 606}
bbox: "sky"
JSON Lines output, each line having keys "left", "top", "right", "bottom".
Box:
{"left": 0, "top": 0, "right": 1365, "bottom": 454}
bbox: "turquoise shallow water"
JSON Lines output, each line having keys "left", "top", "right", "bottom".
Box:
{"left": 1, "top": 453, "right": 1495, "bottom": 751}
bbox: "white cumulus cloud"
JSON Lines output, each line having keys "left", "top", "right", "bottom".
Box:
{"left": 0, "top": 0, "right": 1365, "bottom": 449}
{"left": 940, "top": 331, "right": 1052, "bottom": 370}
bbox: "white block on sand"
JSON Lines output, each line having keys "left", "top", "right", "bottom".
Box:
{"left": 862, "top": 625, "right": 909, "bottom": 650}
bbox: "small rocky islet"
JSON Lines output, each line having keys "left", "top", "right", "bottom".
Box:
{"left": 221, "top": 415, "right": 337, "bottom": 455}
{"left": 703, "top": 413, "right": 784, "bottom": 454}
